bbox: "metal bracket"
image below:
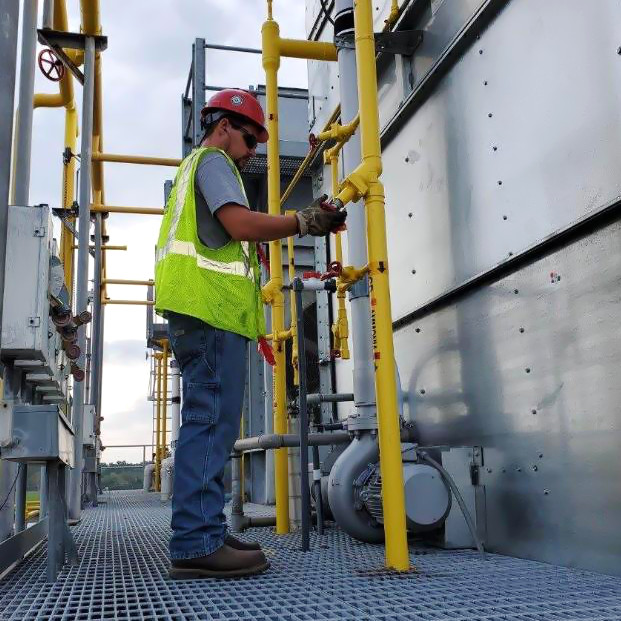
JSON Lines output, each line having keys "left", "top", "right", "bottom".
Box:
{"left": 37, "top": 29, "right": 108, "bottom": 86}
{"left": 335, "top": 30, "right": 424, "bottom": 56}
{"left": 348, "top": 275, "right": 369, "bottom": 301}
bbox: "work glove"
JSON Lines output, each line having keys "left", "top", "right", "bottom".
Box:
{"left": 295, "top": 194, "right": 347, "bottom": 237}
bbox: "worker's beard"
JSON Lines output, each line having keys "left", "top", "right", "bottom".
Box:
{"left": 234, "top": 157, "right": 248, "bottom": 171}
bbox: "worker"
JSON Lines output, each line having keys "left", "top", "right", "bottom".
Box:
{"left": 155, "top": 89, "right": 346, "bottom": 579}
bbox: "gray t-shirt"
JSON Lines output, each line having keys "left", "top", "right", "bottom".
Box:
{"left": 195, "top": 151, "right": 248, "bottom": 249}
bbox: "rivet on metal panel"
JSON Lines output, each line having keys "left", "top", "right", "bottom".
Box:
{"left": 532, "top": 465, "right": 538, "bottom": 472}
{"left": 497, "top": 180, "right": 503, "bottom": 186}
{"left": 408, "top": 212, "right": 412, "bottom": 218}
{"left": 531, "top": 409, "right": 537, "bottom": 415}
{"left": 513, "top": 288, "right": 519, "bottom": 294}
{"left": 415, "top": 328, "right": 421, "bottom": 333}
{"left": 519, "top": 327, "right": 525, "bottom": 333}
{"left": 492, "top": 145, "right": 498, "bottom": 151}
{"left": 419, "top": 389, "right": 426, "bottom": 395}
{"left": 525, "top": 367, "right": 531, "bottom": 373}
{"left": 488, "top": 112, "right": 493, "bottom": 118}
{"left": 508, "top": 251, "right": 513, "bottom": 256}
{"left": 405, "top": 156, "right": 409, "bottom": 162}
{"left": 503, "top": 215, "right": 508, "bottom": 221}
{"left": 544, "top": 489, "right": 550, "bottom": 495}
{"left": 484, "top": 80, "right": 488, "bottom": 86}
{"left": 411, "top": 269, "right": 416, "bottom": 274}
{"left": 479, "top": 49, "right": 483, "bottom": 54}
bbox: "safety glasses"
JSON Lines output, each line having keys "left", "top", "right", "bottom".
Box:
{"left": 229, "top": 121, "right": 258, "bottom": 150}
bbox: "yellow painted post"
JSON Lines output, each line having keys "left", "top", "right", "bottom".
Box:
{"left": 353, "top": 0, "right": 409, "bottom": 571}
{"left": 262, "top": 14, "right": 289, "bottom": 534}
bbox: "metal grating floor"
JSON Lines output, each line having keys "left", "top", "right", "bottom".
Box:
{"left": 1, "top": 492, "right": 621, "bottom": 621}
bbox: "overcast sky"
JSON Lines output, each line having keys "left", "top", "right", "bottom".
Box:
{"left": 26, "top": 2, "right": 310, "bottom": 463}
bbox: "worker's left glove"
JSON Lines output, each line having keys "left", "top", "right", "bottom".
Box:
{"left": 295, "top": 194, "right": 347, "bottom": 237}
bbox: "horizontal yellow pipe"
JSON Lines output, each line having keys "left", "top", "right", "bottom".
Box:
{"left": 279, "top": 38, "right": 337, "bottom": 61}
{"left": 102, "top": 299, "right": 155, "bottom": 306}
{"left": 72, "top": 245, "right": 128, "bottom": 251}
{"left": 103, "top": 279, "right": 154, "bottom": 286}
{"left": 91, "top": 204, "right": 164, "bottom": 215}
{"left": 92, "top": 152, "right": 181, "bottom": 167}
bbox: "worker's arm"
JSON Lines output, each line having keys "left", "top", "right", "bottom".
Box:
{"left": 216, "top": 197, "right": 347, "bottom": 242}
{"left": 216, "top": 203, "right": 298, "bottom": 242}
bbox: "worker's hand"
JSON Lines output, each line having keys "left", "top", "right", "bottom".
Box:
{"left": 295, "top": 194, "right": 347, "bottom": 237}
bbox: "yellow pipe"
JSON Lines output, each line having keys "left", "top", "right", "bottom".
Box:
{"left": 318, "top": 115, "right": 359, "bottom": 143}
{"left": 285, "top": 211, "right": 299, "bottom": 386}
{"left": 91, "top": 204, "right": 164, "bottom": 215}
{"left": 262, "top": 13, "right": 289, "bottom": 534}
{"left": 154, "top": 353, "right": 162, "bottom": 491}
{"left": 72, "top": 245, "right": 127, "bottom": 251}
{"left": 327, "top": 151, "right": 350, "bottom": 360}
{"left": 351, "top": 0, "right": 409, "bottom": 570}
{"left": 92, "top": 152, "right": 181, "bottom": 167}
{"left": 279, "top": 38, "right": 337, "bottom": 61}
{"left": 102, "top": 299, "right": 155, "bottom": 306}
{"left": 103, "top": 279, "right": 154, "bottom": 286}
{"left": 162, "top": 341, "right": 169, "bottom": 469}
{"left": 61, "top": 108, "right": 78, "bottom": 296}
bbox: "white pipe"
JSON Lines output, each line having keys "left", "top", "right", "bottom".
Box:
{"left": 335, "top": 0, "right": 377, "bottom": 429}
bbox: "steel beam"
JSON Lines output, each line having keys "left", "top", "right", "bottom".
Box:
{"left": 69, "top": 36, "right": 96, "bottom": 521}
{"left": 192, "top": 38, "right": 206, "bottom": 147}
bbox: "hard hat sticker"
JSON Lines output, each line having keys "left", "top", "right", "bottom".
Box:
{"left": 231, "top": 95, "right": 243, "bottom": 106}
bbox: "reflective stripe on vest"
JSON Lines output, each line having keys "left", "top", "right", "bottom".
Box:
{"left": 155, "top": 239, "right": 254, "bottom": 281}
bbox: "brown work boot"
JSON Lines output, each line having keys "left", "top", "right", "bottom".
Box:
{"left": 225, "top": 533, "right": 261, "bottom": 551}
{"left": 169, "top": 544, "right": 269, "bottom": 579}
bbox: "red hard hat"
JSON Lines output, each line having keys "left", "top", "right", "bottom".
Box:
{"left": 201, "top": 89, "right": 269, "bottom": 143}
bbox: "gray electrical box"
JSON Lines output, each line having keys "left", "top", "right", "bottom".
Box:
{"left": 1, "top": 205, "right": 54, "bottom": 363}
{"left": 2, "top": 404, "right": 75, "bottom": 467}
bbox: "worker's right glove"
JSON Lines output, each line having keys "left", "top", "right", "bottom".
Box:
{"left": 295, "top": 194, "right": 347, "bottom": 237}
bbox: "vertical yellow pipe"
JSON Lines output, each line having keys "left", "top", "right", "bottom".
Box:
{"left": 329, "top": 153, "right": 349, "bottom": 359}
{"left": 154, "top": 354, "right": 162, "bottom": 491}
{"left": 286, "top": 215, "right": 299, "bottom": 386}
{"left": 262, "top": 14, "right": 289, "bottom": 534}
{"left": 61, "top": 108, "right": 78, "bottom": 297}
{"left": 162, "top": 341, "right": 169, "bottom": 463}
{"left": 354, "top": 0, "right": 409, "bottom": 570}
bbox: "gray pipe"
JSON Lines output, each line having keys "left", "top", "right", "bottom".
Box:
{"left": 327, "top": 433, "right": 384, "bottom": 543}
{"left": 42, "top": 0, "right": 54, "bottom": 29}
{"left": 69, "top": 36, "right": 96, "bottom": 521}
{"left": 334, "top": 0, "right": 377, "bottom": 430}
{"left": 234, "top": 431, "right": 351, "bottom": 453}
{"left": 0, "top": 2, "right": 19, "bottom": 539}
{"left": 12, "top": 0, "right": 37, "bottom": 206}
{"left": 307, "top": 392, "right": 354, "bottom": 405}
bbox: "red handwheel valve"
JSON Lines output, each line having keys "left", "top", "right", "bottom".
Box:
{"left": 38, "top": 49, "right": 65, "bottom": 82}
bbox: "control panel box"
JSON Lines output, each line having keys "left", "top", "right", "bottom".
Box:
{"left": 1, "top": 205, "right": 54, "bottom": 364}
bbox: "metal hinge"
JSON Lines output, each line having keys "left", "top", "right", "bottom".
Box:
{"left": 335, "top": 30, "right": 424, "bottom": 56}
{"left": 33, "top": 227, "right": 45, "bottom": 237}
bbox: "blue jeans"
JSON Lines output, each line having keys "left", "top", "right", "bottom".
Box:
{"left": 167, "top": 312, "right": 248, "bottom": 560}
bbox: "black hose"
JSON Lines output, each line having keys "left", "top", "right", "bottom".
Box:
{"left": 417, "top": 451, "right": 486, "bottom": 558}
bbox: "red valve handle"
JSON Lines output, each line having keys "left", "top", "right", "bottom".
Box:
{"left": 38, "top": 49, "right": 65, "bottom": 82}
{"left": 320, "top": 261, "right": 342, "bottom": 281}
{"left": 303, "top": 271, "right": 322, "bottom": 280}
{"left": 309, "top": 133, "right": 319, "bottom": 150}
{"left": 258, "top": 336, "right": 276, "bottom": 367}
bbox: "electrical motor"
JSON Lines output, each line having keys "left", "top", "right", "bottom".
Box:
{"left": 355, "top": 461, "right": 452, "bottom": 533}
